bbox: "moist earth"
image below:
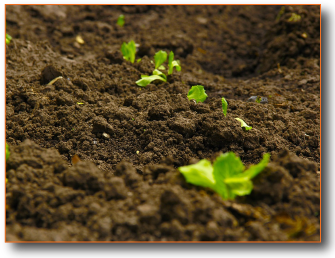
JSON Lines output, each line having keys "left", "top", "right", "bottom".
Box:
{"left": 5, "top": 5, "right": 320, "bottom": 241}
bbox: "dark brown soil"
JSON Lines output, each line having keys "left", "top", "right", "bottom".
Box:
{"left": 5, "top": 5, "right": 320, "bottom": 241}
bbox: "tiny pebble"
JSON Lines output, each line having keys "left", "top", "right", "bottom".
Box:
{"left": 93, "top": 138, "right": 97, "bottom": 144}
{"left": 102, "top": 133, "right": 110, "bottom": 139}
{"left": 136, "top": 151, "right": 140, "bottom": 154}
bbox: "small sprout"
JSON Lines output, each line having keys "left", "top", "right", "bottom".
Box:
{"left": 187, "top": 85, "right": 208, "bottom": 103}
{"left": 276, "top": 6, "right": 285, "bottom": 21}
{"left": 168, "top": 51, "right": 181, "bottom": 75}
{"left": 222, "top": 97, "right": 228, "bottom": 117}
{"left": 136, "top": 74, "right": 167, "bottom": 87}
{"left": 178, "top": 152, "right": 270, "bottom": 200}
{"left": 132, "top": 118, "right": 135, "bottom": 121}
{"left": 6, "top": 143, "right": 10, "bottom": 161}
{"left": 255, "top": 96, "right": 262, "bottom": 103}
{"left": 117, "top": 14, "right": 125, "bottom": 27}
{"left": 154, "top": 50, "right": 168, "bottom": 70}
{"left": 47, "top": 76, "right": 63, "bottom": 85}
{"left": 288, "top": 13, "right": 301, "bottom": 22}
{"left": 235, "top": 118, "right": 252, "bottom": 131}
{"left": 121, "top": 40, "right": 136, "bottom": 63}
{"left": 77, "top": 102, "right": 84, "bottom": 105}
{"left": 136, "top": 58, "right": 142, "bottom": 63}
{"left": 143, "top": 129, "right": 146, "bottom": 132}
{"left": 136, "top": 150, "right": 140, "bottom": 154}
{"left": 76, "top": 35, "right": 85, "bottom": 44}
{"left": 6, "top": 33, "right": 12, "bottom": 45}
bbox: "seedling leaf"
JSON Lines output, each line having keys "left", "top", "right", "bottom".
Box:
{"left": 117, "top": 14, "right": 125, "bottom": 27}
{"left": 121, "top": 40, "right": 136, "bottom": 63}
{"left": 6, "top": 33, "right": 12, "bottom": 45}
{"left": 235, "top": 118, "right": 252, "bottom": 131}
{"left": 152, "top": 69, "right": 167, "bottom": 80}
{"left": 178, "top": 159, "right": 216, "bottom": 189}
{"left": 154, "top": 50, "right": 167, "bottom": 69}
{"left": 187, "top": 85, "right": 208, "bottom": 103}
{"left": 6, "top": 143, "right": 10, "bottom": 161}
{"left": 168, "top": 51, "right": 181, "bottom": 75}
{"left": 222, "top": 97, "right": 228, "bottom": 117}
{"left": 136, "top": 75, "right": 166, "bottom": 87}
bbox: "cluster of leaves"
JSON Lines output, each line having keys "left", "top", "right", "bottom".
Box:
{"left": 136, "top": 50, "right": 181, "bottom": 87}
{"left": 178, "top": 152, "right": 270, "bottom": 200}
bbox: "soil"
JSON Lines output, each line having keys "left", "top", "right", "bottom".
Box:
{"left": 5, "top": 5, "right": 320, "bottom": 241}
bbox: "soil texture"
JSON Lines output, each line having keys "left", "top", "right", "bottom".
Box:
{"left": 5, "top": 5, "right": 320, "bottom": 241}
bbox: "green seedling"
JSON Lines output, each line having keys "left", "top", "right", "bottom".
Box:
{"left": 154, "top": 50, "right": 167, "bottom": 70}
{"left": 121, "top": 40, "right": 136, "bottom": 63}
{"left": 168, "top": 51, "right": 181, "bottom": 75}
{"left": 288, "top": 13, "right": 301, "bottom": 22}
{"left": 255, "top": 96, "right": 262, "bottom": 103}
{"left": 222, "top": 97, "right": 228, "bottom": 117}
{"left": 117, "top": 14, "right": 125, "bottom": 27}
{"left": 6, "top": 143, "right": 10, "bottom": 161}
{"left": 179, "top": 152, "right": 270, "bottom": 200}
{"left": 235, "top": 118, "right": 252, "bottom": 131}
{"left": 136, "top": 50, "right": 181, "bottom": 87}
{"left": 276, "top": 6, "right": 285, "bottom": 21}
{"left": 136, "top": 72, "right": 167, "bottom": 87}
{"left": 187, "top": 85, "right": 208, "bottom": 103}
{"left": 6, "top": 33, "right": 12, "bottom": 45}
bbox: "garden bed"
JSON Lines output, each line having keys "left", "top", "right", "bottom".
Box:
{"left": 5, "top": 5, "right": 320, "bottom": 241}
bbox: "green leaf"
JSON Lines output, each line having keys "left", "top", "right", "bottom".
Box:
{"left": 224, "top": 177, "right": 253, "bottom": 196}
{"left": 6, "top": 33, "right": 12, "bottom": 45}
{"left": 168, "top": 51, "right": 181, "bottom": 75}
{"left": 212, "top": 152, "right": 245, "bottom": 199}
{"left": 178, "top": 159, "right": 216, "bottom": 189}
{"left": 121, "top": 40, "right": 136, "bottom": 63}
{"left": 235, "top": 118, "right": 252, "bottom": 131}
{"left": 152, "top": 69, "right": 167, "bottom": 80}
{"left": 136, "top": 74, "right": 166, "bottom": 87}
{"left": 6, "top": 143, "right": 10, "bottom": 161}
{"left": 154, "top": 50, "right": 167, "bottom": 69}
{"left": 117, "top": 14, "right": 125, "bottom": 27}
{"left": 158, "top": 65, "right": 166, "bottom": 70}
{"left": 235, "top": 153, "right": 270, "bottom": 180}
{"left": 222, "top": 97, "right": 228, "bottom": 117}
{"left": 187, "top": 85, "right": 208, "bottom": 103}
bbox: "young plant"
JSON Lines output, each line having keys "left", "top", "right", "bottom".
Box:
{"left": 6, "top": 143, "right": 10, "bottom": 161}
{"left": 136, "top": 50, "right": 181, "bottom": 87}
{"left": 117, "top": 14, "right": 125, "bottom": 27}
{"left": 121, "top": 40, "right": 136, "bottom": 63}
{"left": 136, "top": 69, "right": 167, "bottom": 87}
{"left": 187, "top": 85, "right": 208, "bottom": 103}
{"left": 154, "top": 50, "right": 167, "bottom": 70}
{"left": 235, "top": 118, "right": 252, "bottom": 131}
{"left": 6, "top": 34, "right": 12, "bottom": 45}
{"left": 178, "top": 152, "right": 270, "bottom": 200}
{"left": 222, "top": 97, "right": 228, "bottom": 117}
{"left": 168, "top": 51, "right": 181, "bottom": 75}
